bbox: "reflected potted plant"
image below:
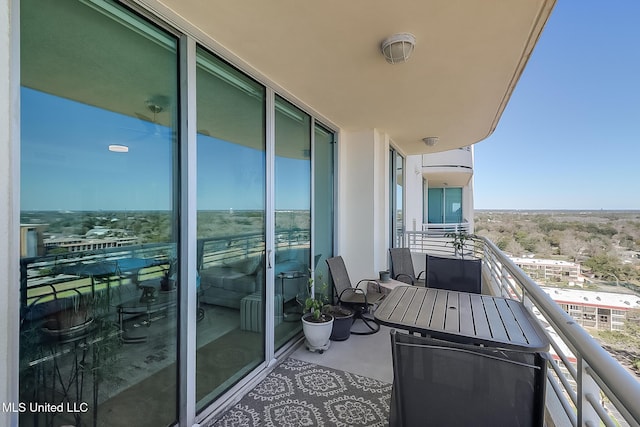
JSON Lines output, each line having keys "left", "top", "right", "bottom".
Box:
{"left": 301, "top": 273, "right": 333, "bottom": 353}
{"left": 46, "top": 291, "right": 93, "bottom": 334}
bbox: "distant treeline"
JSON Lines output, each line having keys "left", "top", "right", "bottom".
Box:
{"left": 474, "top": 210, "right": 640, "bottom": 285}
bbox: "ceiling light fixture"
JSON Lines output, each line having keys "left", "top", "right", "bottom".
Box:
{"left": 422, "top": 137, "right": 439, "bottom": 147}
{"left": 109, "top": 144, "right": 129, "bottom": 153}
{"left": 381, "top": 33, "right": 416, "bottom": 64}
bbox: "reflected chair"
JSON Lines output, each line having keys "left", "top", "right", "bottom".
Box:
{"left": 425, "top": 254, "right": 482, "bottom": 294}
{"left": 390, "top": 329, "right": 546, "bottom": 427}
{"left": 326, "top": 256, "right": 385, "bottom": 335}
{"left": 389, "top": 248, "right": 425, "bottom": 286}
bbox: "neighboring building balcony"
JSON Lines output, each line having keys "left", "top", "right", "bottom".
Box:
{"left": 405, "top": 231, "right": 640, "bottom": 427}
{"left": 420, "top": 221, "right": 472, "bottom": 236}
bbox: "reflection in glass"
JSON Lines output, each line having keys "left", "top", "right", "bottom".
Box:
{"left": 19, "top": 1, "right": 179, "bottom": 426}
{"left": 195, "top": 47, "right": 266, "bottom": 410}
{"left": 313, "top": 124, "right": 335, "bottom": 300}
{"left": 274, "top": 96, "right": 312, "bottom": 349}
{"left": 428, "top": 187, "right": 463, "bottom": 224}
{"left": 390, "top": 149, "right": 405, "bottom": 248}
{"left": 395, "top": 152, "right": 405, "bottom": 248}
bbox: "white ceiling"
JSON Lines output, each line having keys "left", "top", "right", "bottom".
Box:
{"left": 21, "top": 0, "right": 555, "bottom": 157}
{"left": 151, "top": 0, "right": 556, "bottom": 155}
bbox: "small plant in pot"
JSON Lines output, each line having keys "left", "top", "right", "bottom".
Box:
{"left": 301, "top": 273, "right": 334, "bottom": 353}
{"left": 445, "top": 231, "right": 478, "bottom": 259}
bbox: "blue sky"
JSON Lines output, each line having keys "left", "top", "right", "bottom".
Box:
{"left": 474, "top": 1, "right": 640, "bottom": 210}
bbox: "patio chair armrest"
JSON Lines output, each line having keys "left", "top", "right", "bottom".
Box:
{"left": 394, "top": 273, "right": 415, "bottom": 285}
{"left": 417, "top": 270, "right": 425, "bottom": 280}
{"left": 338, "top": 287, "right": 369, "bottom": 305}
{"left": 356, "top": 278, "right": 381, "bottom": 293}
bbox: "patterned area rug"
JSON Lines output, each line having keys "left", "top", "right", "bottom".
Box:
{"left": 207, "top": 358, "right": 392, "bottom": 427}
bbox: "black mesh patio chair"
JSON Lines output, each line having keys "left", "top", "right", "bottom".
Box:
{"left": 425, "top": 254, "right": 482, "bottom": 294}
{"left": 389, "top": 248, "right": 425, "bottom": 286}
{"left": 389, "top": 330, "right": 546, "bottom": 427}
{"left": 326, "top": 256, "right": 385, "bottom": 335}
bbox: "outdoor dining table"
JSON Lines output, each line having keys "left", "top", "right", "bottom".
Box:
{"left": 375, "top": 286, "right": 551, "bottom": 427}
{"left": 374, "top": 285, "right": 550, "bottom": 351}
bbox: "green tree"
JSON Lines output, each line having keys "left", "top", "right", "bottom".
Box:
{"left": 583, "top": 254, "right": 621, "bottom": 278}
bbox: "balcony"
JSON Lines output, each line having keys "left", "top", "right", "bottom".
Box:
{"left": 200, "top": 234, "right": 640, "bottom": 426}
{"left": 421, "top": 146, "right": 474, "bottom": 188}
{"left": 399, "top": 233, "right": 640, "bottom": 427}
{"left": 18, "top": 233, "right": 640, "bottom": 427}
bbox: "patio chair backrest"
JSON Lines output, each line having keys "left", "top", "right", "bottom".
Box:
{"left": 390, "top": 330, "right": 544, "bottom": 427}
{"left": 425, "top": 254, "right": 482, "bottom": 294}
{"left": 389, "top": 248, "right": 417, "bottom": 284}
{"left": 325, "top": 256, "right": 353, "bottom": 299}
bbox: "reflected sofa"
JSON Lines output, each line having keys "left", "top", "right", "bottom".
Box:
{"left": 199, "top": 248, "right": 309, "bottom": 309}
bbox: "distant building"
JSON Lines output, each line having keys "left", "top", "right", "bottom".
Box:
{"left": 41, "top": 224, "right": 141, "bottom": 254}
{"left": 541, "top": 287, "right": 640, "bottom": 331}
{"left": 512, "top": 256, "right": 581, "bottom": 284}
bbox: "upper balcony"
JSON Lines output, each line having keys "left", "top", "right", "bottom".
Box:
{"left": 421, "top": 146, "right": 474, "bottom": 187}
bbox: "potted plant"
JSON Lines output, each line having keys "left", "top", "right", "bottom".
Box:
{"left": 301, "top": 273, "right": 334, "bottom": 353}
{"left": 323, "top": 304, "right": 354, "bottom": 341}
{"left": 445, "top": 231, "right": 478, "bottom": 259}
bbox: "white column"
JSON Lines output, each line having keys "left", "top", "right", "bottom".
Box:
{"left": 337, "top": 129, "right": 389, "bottom": 281}
{"left": 1, "top": 0, "right": 21, "bottom": 425}
{"left": 466, "top": 146, "right": 476, "bottom": 233}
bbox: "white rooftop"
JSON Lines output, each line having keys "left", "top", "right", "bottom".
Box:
{"left": 512, "top": 257, "right": 579, "bottom": 267}
{"left": 541, "top": 286, "right": 640, "bottom": 310}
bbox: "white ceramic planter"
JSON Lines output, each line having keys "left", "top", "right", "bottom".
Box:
{"left": 302, "top": 313, "right": 334, "bottom": 352}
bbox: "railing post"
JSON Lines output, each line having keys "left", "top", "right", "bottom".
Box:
{"left": 577, "top": 357, "right": 599, "bottom": 427}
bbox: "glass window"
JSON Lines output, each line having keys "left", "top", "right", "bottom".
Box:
{"left": 195, "top": 47, "right": 266, "bottom": 410}
{"left": 20, "top": 0, "right": 179, "bottom": 425}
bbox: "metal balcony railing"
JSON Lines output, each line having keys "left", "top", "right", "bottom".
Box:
{"left": 20, "top": 230, "right": 310, "bottom": 312}
{"left": 405, "top": 231, "right": 640, "bottom": 427}
{"left": 418, "top": 222, "right": 471, "bottom": 237}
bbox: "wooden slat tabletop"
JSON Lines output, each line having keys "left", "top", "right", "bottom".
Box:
{"left": 374, "top": 286, "right": 549, "bottom": 351}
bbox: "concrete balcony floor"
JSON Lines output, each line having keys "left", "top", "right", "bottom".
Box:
{"left": 291, "top": 324, "right": 395, "bottom": 385}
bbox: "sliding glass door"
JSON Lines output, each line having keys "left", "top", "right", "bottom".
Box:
{"left": 20, "top": 1, "right": 179, "bottom": 425}
{"left": 427, "top": 187, "right": 463, "bottom": 224}
{"left": 390, "top": 149, "right": 405, "bottom": 248}
{"left": 195, "top": 48, "right": 266, "bottom": 410}
{"left": 274, "top": 96, "right": 311, "bottom": 349}
{"left": 18, "top": 0, "right": 336, "bottom": 424}
{"left": 313, "top": 124, "right": 335, "bottom": 300}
